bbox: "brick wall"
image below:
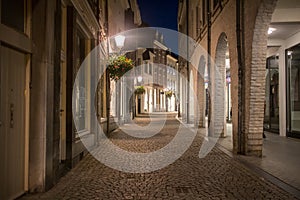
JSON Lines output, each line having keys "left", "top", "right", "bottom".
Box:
{"left": 180, "top": 0, "right": 279, "bottom": 156}
{"left": 244, "top": 0, "right": 278, "bottom": 156}
{"left": 207, "top": 0, "right": 239, "bottom": 153}
{"left": 213, "top": 33, "right": 227, "bottom": 137}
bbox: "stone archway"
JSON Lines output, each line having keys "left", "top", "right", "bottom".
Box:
{"left": 189, "top": 69, "right": 195, "bottom": 123}
{"left": 211, "top": 32, "right": 229, "bottom": 138}
{"left": 196, "top": 55, "right": 206, "bottom": 128}
{"left": 244, "top": 0, "right": 278, "bottom": 156}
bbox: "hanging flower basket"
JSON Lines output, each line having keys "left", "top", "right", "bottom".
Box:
{"left": 135, "top": 86, "right": 145, "bottom": 95}
{"left": 165, "top": 90, "right": 174, "bottom": 98}
{"left": 107, "top": 55, "right": 134, "bottom": 81}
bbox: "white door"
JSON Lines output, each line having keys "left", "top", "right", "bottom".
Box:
{"left": 0, "top": 45, "right": 26, "bottom": 200}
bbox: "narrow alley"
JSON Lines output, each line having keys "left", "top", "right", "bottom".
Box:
{"left": 22, "top": 114, "right": 296, "bottom": 200}
{"left": 1, "top": 0, "right": 300, "bottom": 199}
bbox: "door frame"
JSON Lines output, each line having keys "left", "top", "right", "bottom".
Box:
{"left": 286, "top": 45, "right": 300, "bottom": 139}
{"left": 0, "top": 0, "right": 32, "bottom": 193}
{"left": 0, "top": 43, "right": 31, "bottom": 198}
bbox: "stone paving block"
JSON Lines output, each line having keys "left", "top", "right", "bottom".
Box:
{"left": 22, "top": 114, "right": 298, "bottom": 200}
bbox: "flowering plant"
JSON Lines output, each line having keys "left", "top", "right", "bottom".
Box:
{"left": 165, "top": 90, "right": 174, "bottom": 98}
{"left": 107, "top": 55, "right": 134, "bottom": 81}
{"left": 135, "top": 86, "right": 145, "bottom": 95}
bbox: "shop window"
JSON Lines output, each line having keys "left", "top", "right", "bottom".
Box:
{"left": 1, "top": 0, "right": 25, "bottom": 32}
{"left": 287, "top": 44, "right": 300, "bottom": 134}
{"left": 74, "top": 30, "right": 90, "bottom": 134}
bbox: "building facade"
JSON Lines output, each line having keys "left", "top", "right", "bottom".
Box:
{"left": 166, "top": 53, "right": 179, "bottom": 112}
{"left": 131, "top": 31, "right": 179, "bottom": 114}
{"left": 178, "top": 0, "right": 300, "bottom": 156}
{"left": 0, "top": 0, "right": 141, "bottom": 199}
{"left": 107, "top": 0, "right": 141, "bottom": 127}
{"left": 0, "top": 0, "right": 106, "bottom": 198}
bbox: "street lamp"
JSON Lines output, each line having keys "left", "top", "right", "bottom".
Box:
{"left": 115, "top": 34, "right": 126, "bottom": 48}
{"left": 137, "top": 76, "right": 143, "bottom": 83}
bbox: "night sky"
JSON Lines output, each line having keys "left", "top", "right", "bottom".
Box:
{"left": 137, "top": 0, "right": 179, "bottom": 52}
{"left": 137, "top": 0, "right": 178, "bottom": 31}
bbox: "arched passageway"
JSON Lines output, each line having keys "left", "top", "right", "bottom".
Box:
{"left": 210, "top": 33, "right": 231, "bottom": 140}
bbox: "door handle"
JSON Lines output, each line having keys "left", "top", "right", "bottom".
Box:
{"left": 10, "top": 103, "right": 14, "bottom": 128}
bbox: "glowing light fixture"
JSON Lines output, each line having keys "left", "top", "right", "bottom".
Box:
{"left": 268, "top": 27, "right": 276, "bottom": 35}
{"left": 137, "top": 76, "right": 143, "bottom": 83}
{"left": 115, "top": 34, "right": 126, "bottom": 48}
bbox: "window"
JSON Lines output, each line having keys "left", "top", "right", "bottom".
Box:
{"left": 191, "top": 10, "right": 195, "bottom": 38}
{"left": 287, "top": 44, "right": 300, "bottom": 135}
{"left": 74, "top": 30, "right": 90, "bottom": 134}
{"left": 213, "top": 0, "right": 220, "bottom": 9}
{"left": 196, "top": 6, "right": 201, "bottom": 36}
{"left": 149, "top": 63, "right": 152, "bottom": 75}
{"left": 202, "top": 0, "right": 206, "bottom": 26}
{"left": 87, "top": 0, "right": 98, "bottom": 17}
{"left": 144, "top": 63, "right": 148, "bottom": 73}
{"left": 137, "top": 58, "right": 142, "bottom": 75}
{"left": 1, "top": 0, "right": 25, "bottom": 32}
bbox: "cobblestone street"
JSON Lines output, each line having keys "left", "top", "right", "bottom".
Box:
{"left": 23, "top": 114, "right": 298, "bottom": 200}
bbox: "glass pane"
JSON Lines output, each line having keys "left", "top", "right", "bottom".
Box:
{"left": 264, "top": 56, "right": 279, "bottom": 131}
{"left": 75, "top": 34, "right": 87, "bottom": 132}
{"left": 1, "top": 0, "right": 24, "bottom": 32}
{"left": 269, "top": 68, "right": 279, "bottom": 130}
{"left": 264, "top": 68, "right": 270, "bottom": 129}
{"left": 287, "top": 44, "right": 300, "bottom": 132}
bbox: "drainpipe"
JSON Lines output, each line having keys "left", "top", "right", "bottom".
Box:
{"left": 236, "top": 0, "right": 245, "bottom": 154}
{"left": 186, "top": 0, "right": 190, "bottom": 124}
{"left": 178, "top": 62, "right": 181, "bottom": 117}
{"left": 105, "top": 0, "right": 110, "bottom": 135}
{"left": 96, "top": 0, "right": 100, "bottom": 143}
{"left": 207, "top": 0, "right": 212, "bottom": 131}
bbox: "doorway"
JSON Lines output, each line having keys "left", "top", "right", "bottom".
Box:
{"left": 264, "top": 56, "right": 280, "bottom": 133}
{"left": 138, "top": 97, "right": 141, "bottom": 114}
{"left": 0, "top": 45, "right": 28, "bottom": 199}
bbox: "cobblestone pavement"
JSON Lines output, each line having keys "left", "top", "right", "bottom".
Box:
{"left": 23, "top": 113, "right": 298, "bottom": 200}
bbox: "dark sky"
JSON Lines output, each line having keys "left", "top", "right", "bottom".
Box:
{"left": 137, "top": 0, "right": 178, "bottom": 31}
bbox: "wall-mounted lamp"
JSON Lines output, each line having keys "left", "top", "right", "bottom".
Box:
{"left": 268, "top": 27, "right": 276, "bottom": 35}
{"left": 115, "top": 34, "right": 126, "bottom": 48}
{"left": 137, "top": 76, "right": 143, "bottom": 83}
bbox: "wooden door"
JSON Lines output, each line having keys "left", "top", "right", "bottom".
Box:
{"left": 0, "top": 45, "right": 26, "bottom": 200}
